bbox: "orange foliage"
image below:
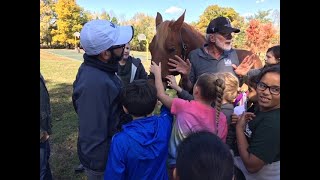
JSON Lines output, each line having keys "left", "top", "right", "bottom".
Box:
{"left": 245, "top": 19, "right": 276, "bottom": 55}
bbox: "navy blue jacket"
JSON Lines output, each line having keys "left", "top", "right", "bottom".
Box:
{"left": 72, "top": 55, "right": 123, "bottom": 172}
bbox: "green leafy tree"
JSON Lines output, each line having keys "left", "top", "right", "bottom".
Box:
{"left": 111, "top": 17, "right": 119, "bottom": 25}
{"left": 51, "top": 0, "right": 85, "bottom": 48}
{"left": 247, "top": 10, "right": 272, "bottom": 23}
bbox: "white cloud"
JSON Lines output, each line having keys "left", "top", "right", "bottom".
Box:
{"left": 165, "top": 6, "right": 184, "bottom": 14}
{"left": 256, "top": 0, "right": 266, "bottom": 3}
{"left": 241, "top": 12, "right": 254, "bottom": 17}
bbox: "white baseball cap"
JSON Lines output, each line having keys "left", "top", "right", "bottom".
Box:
{"left": 80, "top": 20, "right": 134, "bottom": 56}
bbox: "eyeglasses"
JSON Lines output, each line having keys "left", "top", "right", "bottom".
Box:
{"left": 257, "top": 82, "right": 280, "bottom": 95}
{"left": 108, "top": 44, "right": 125, "bottom": 51}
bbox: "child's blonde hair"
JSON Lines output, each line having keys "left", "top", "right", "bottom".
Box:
{"left": 216, "top": 72, "right": 239, "bottom": 104}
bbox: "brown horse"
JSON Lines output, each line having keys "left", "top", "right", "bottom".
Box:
{"left": 149, "top": 11, "right": 263, "bottom": 81}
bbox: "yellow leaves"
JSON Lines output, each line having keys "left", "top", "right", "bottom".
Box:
{"left": 51, "top": 0, "right": 83, "bottom": 47}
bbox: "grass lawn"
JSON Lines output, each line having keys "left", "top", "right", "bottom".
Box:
{"left": 40, "top": 49, "right": 176, "bottom": 179}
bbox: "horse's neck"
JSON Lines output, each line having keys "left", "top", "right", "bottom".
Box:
{"left": 182, "top": 25, "right": 205, "bottom": 55}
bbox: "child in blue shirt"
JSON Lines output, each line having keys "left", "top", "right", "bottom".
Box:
{"left": 104, "top": 79, "right": 173, "bottom": 180}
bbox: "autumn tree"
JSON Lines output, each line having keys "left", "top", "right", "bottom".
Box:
{"left": 195, "top": 5, "right": 247, "bottom": 48}
{"left": 40, "top": 0, "right": 55, "bottom": 46}
{"left": 245, "top": 19, "right": 276, "bottom": 57}
{"left": 195, "top": 5, "right": 241, "bottom": 34}
{"left": 100, "top": 9, "right": 110, "bottom": 20}
{"left": 232, "top": 16, "right": 247, "bottom": 49}
{"left": 51, "top": 0, "right": 87, "bottom": 48}
{"left": 123, "top": 13, "right": 155, "bottom": 51}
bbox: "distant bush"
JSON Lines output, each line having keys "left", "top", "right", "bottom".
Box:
{"left": 40, "top": 44, "right": 67, "bottom": 49}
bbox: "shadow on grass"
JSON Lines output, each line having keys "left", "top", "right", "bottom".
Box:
{"left": 48, "top": 82, "right": 86, "bottom": 180}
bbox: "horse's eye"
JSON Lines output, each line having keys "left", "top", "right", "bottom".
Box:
{"left": 168, "top": 47, "right": 176, "bottom": 53}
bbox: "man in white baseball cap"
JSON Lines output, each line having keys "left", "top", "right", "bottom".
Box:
{"left": 72, "top": 19, "right": 134, "bottom": 180}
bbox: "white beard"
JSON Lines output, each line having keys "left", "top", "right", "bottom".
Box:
{"left": 215, "top": 38, "right": 232, "bottom": 51}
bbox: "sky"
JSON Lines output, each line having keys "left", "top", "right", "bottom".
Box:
{"left": 76, "top": 0, "right": 280, "bottom": 23}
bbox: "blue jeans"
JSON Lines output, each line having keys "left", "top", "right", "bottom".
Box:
{"left": 40, "top": 140, "right": 52, "bottom": 180}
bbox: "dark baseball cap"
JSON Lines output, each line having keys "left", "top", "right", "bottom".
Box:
{"left": 206, "top": 17, "right": 240, "bottom": 34}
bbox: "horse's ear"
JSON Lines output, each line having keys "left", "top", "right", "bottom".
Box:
{"left": 171, "top": 10, "right": 186, "bottom": 32}
{"left": 156, "top": 12, "right": 163, "bottom": 28}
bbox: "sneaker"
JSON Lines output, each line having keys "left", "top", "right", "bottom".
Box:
{"left": 74, "top": 164, "right": 85, "bottom": 173}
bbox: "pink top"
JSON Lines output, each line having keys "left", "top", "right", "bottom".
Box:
{"left": 171, "top": 98, "right": 228, "bottom": 141}
{"left": 167, "top": 98, "right": 228, "bottom": 165}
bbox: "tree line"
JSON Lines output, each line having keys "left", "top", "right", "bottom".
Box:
{"left": 40, "top": 0, "right": 280, "bottom": 56}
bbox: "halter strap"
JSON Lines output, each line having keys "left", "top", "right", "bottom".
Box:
{"left": 179, "top": 30, "right": 187, "bottom": 60}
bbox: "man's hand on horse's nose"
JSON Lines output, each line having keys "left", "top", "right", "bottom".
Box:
{"left": 168, "top": 55, "right": 191, "bottom": 75}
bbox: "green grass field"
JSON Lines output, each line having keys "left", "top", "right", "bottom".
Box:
{"left": 40, "top": 49, "right": 176, "bottom": 179}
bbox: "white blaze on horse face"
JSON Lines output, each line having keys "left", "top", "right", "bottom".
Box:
{"left": 215, "top": 34, "right": 232, "bottom": 51}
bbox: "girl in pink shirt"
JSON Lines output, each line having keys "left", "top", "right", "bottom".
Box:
{"left": 150, "top": 62, "right": 228, "bottom": 172}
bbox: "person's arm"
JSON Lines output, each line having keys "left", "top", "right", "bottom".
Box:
{"left": 165, "top": 75, "right": 194, "bottom": 101}
{"left": 236, "top": 112, "right": 265, "bottom": 173}
{"left": 150, "top": 61, "right": 173, "bottom": 109}
{"left": 104, "top": 135, "right": 126, "bottom": 180}
{"left": 167, "top": 55, "right": 193, "bottom": 91}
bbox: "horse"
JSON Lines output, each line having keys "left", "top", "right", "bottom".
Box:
{"left": 149, "top": 11, "right": 263, "bottom": 83}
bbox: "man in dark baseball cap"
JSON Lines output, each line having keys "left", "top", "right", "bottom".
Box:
{"left": 206, "top": 16, "right": 240, "bottom": 34}
{"left": 168, "top": 16, "right": 255, "bottom": 94}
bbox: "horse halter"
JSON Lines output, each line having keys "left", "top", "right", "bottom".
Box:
{"left": 179, "top": 31, "right": 187, "bottom": 60}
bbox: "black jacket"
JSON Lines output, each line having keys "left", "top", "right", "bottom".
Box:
{"left": 118, "top": 56, "right": 148, "bottom": 85}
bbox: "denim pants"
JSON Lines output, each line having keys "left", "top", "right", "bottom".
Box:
{"left": 40, "top": 140, "right": 52, "bottom": 180}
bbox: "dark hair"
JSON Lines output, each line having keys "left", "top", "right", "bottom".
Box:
{"left": 257, "top": 64, "right": 280, "bottom": 82}
{"left": 247, "top": 74, "right": 259, "bottom": 89}
{"left": 267, "top": 45, "right": 280, "bottom": 62}
{"left": 176, "top": 131, "right": 234, "bottom": 180}
{"left": 121, "top": 79, "right": 157, "bottom": 117}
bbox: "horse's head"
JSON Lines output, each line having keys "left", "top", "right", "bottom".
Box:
{"left": 149, "top": 11, "right": 204, "bottom": 79}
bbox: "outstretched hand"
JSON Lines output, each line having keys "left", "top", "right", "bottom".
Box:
{"left": 232, "top": 54, "right": 256, "bottom": 76}
{"left": 168, "top": 55, "right": 191, "bottom": 76}
{"left": 150, "top": 61, "right": 162, "bottom": 78}
{"left": 165, "top": 75, "right": 180, "bottom": 91}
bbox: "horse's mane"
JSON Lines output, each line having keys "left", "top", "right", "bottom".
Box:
{"left": 156, "top": 21, "right": 171, "bottom": 52}
{"left": 181, "top": 22, "right": 205, "bottom": 41}
{"left": 156, "top": 20, "right": 205, "bottom": 52}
